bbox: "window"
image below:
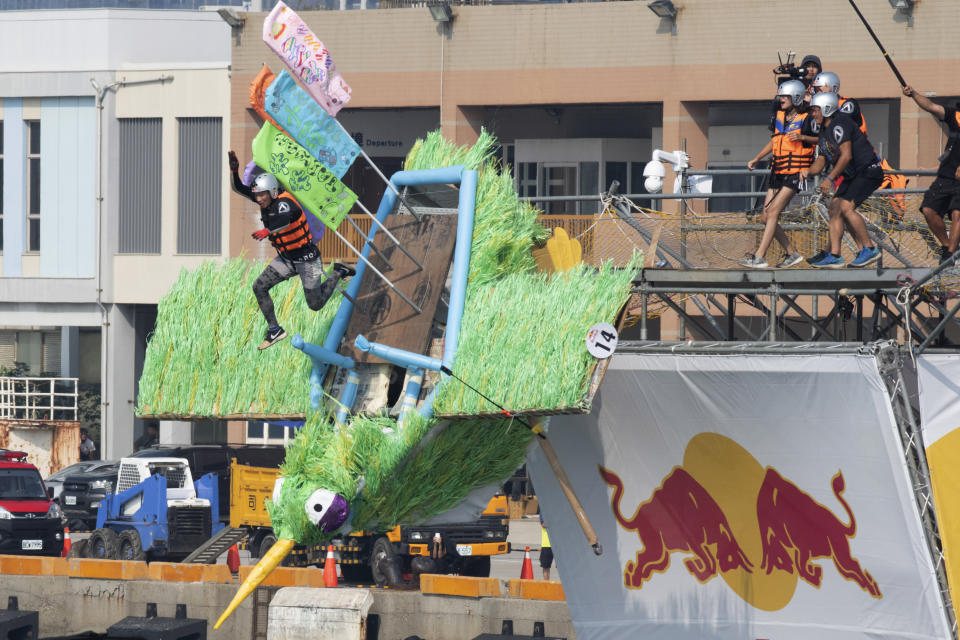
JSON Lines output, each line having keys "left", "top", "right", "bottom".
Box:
{"left": 543, "top": 165, "right": 577, "bottom": 215}
{"left": 119, "top": 119, "right": 162, "bottom": 254}
{"left": 0, "top": 122, "right": 4, "bottom": 251}
{"left": 177, "top": 117, "right": 222, "bottom": 255}
{"left": 246, "top": 421, "right": 295, "bottom": 445}
{"left": 707, "top": 161, "right": 768, "bottom": 213}
{"left": 579, "top": 161, "right": 599, "bottom": 215}
{"left": 26, "top": 121, "right": 40, "bottom": 252}
{"left": 0, "top": 329, "right": 61, "bottom": 375}
{"left": 517, "top": 162, "right": 538, "bottom": 200}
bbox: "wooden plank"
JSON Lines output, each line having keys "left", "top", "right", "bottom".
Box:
{"left": 643, "top": 223, "right": 664, "bottom": 268}
{"left": 342, "top": 212, "right": 458, "bottom": 362}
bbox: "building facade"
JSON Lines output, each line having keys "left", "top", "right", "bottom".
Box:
{"left": 0, "top": 9, "right": 233, "bottom": 457}
{"left": 226, "top": 0, "right": 958, "bottom": 205}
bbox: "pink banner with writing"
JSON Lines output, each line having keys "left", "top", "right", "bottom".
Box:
{"left": 262, "top": 1, "right": 352, "bottom": 117}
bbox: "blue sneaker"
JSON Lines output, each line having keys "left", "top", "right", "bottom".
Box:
{"left": 811, "top": 253, "right": 845, "bottom": 269}
{"left": 849, "top": 246, "right": 881, "bottom": 268}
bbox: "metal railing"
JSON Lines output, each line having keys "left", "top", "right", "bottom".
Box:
{"left": 0, "top": 377, "right": 79, "bottom": 421}
{"left": 320, "top": 167, "right": 938, "bottom": 263}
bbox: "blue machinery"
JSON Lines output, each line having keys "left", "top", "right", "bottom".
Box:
{"left": 291, "top": 165, "right": 478, "bottom": 424}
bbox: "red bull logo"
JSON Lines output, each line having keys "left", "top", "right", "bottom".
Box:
{"left": 600, "top": 433, "right": 882, "bottom": 610}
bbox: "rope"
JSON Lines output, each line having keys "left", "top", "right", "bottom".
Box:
{"left": 895, "top": 277, "right": 917, "bottom": 368}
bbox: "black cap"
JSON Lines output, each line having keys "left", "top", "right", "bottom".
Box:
{"left": 801, "top": 55, "right": 822, "bottom": 70}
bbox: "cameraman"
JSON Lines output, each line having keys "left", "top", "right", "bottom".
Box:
{"left": 771, "top": 55, "right": 821, "bottom": 129}
{"left": 799, "top": 55, "right": 821, "bottom": 104}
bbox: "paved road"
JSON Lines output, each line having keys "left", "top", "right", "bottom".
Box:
{"left": 493, "top": 516, "right": 560, "bottom": 582}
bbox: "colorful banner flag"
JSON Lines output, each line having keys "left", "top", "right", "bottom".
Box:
{"left": 248, "top": 65, "right": 280, "bottom": 129}
{"left": 263, "top": 1, "right": 351, "bottom": 117}
{"left": 266, "top": 70, "right": 360, "bottom": 179}
{"left": 251, "top": 122, "right": 356, "bottom": 232}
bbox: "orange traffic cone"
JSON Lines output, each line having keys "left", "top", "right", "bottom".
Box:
{"left": 520, "top": 545, "right": 534, "bottom": 580}
{"left": 227, "top": 544, "right": 241, "bottom": 573}
{"left": 61, "top": 527, "right": 71, "bottom": 558}
{"left": 323, "top": 544, "right": 338, "bottom": 587}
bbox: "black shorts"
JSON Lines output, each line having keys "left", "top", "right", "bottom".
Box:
{"left": 769, "top": 172, "right": 802, "bottom": 191}
{"left": 920, "top": 177, "right": 960, "bottom": 216}
{"left": 539, "top": 546, "right": 554, "bottom": 569}
{"left": 835, "top": 164, "right": 883, "bottom": 207}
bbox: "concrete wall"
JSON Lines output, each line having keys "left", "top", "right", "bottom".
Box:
{"left": 112, "top": 67, "right": 233, "bottom": 305}
{"left": 0, "top": 10, "right": 230, "bottom": 73}
{"left": 0, "top": 571, "right": 576, "bottom": 640}
{"left": 0, "top": 574, "right": 254, "bottom": 640}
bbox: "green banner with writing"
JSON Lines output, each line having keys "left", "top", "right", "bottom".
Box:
{"left": 251, "top": 122, "right": 356, "bottom": 232}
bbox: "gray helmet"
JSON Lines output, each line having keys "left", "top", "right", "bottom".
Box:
{"left": 810, "top": 91, "right": 840, "bottom": 118}
{"left": 251, "top": 173, "right": 280, "bottom": 198}
{"left": 813, "top": 71, "right": 840, "bottom": 94}
{"left": 777, "top": 80, "right": 806, "bottom": 108}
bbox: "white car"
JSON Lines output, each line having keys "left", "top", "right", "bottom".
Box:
{"left": 44, "top": 461, "right": 116, "bottom": 500}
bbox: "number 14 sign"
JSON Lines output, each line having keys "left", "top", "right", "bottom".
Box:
{"left": 586, "top": 322, "right": 618, "bottom": 359}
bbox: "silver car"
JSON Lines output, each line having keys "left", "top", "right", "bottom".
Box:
{"left": 44, "top": 461, "right": 116, "bottom": 500}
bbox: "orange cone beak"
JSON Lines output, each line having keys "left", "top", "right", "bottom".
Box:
{"left": 213, "top": 538, "right": 295, "bottom": 629}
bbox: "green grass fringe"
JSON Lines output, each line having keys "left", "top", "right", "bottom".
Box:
{"left": 433, "top": 260, "right": 639, "bottom": 415}
{"left": 269, "top": 409, "right": 532, "bottom": 543}
{"left": 136, "top": 258, "right": 341, "bottom": 417}
{"left": 405, "top": 129, "right": 549, "bottom": 289}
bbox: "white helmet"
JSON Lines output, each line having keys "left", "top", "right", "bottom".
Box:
{"left": 810, "top": 91, "right": 839, "bottom": 118}
{"left": 813, "top": 71, "right": 840, "bottom": 94}
{"left": 251, "top": 173, "right": 279, "bottom": 198}
{"left": 777, "top": 80, "right": 806, "bottom": 108}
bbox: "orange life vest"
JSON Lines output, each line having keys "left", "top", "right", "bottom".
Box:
{"left": 269, "top": 202, "right": 313, "bottom": 256}
{"left": 771, "top": 110, "right": 814, "bottom": 175}
{"left": 878, "top": 158, "right": 909, "bottom": 221}
{"left": 838, "top": 97, "right": 868, "bottom": 135}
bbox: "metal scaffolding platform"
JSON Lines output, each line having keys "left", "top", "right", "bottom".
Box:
{"left": 630, "top": 266, "right": 960, "bottom": 349}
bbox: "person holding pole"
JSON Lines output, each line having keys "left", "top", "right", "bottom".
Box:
{"left": 740, "top": 80, "right": 813, "bottom": 269}
{"left": 801, "top": 93, "right": 882, "bottom": 269}
{"left": 902, "top": 86, "right": 960, "bottom": 264}
{"left": 229, "top": 150, "right": 355, "bottom": 350}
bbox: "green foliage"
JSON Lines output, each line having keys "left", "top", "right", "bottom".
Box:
{"left": 78, "top": 384, "right": 102, "bottom": 445}
{"left": 0, "top": 362, "right": 30, "bottom": 377}
{"left": 348, "top": 414, "right": 534, "bottom": 531}
{"left": 136, "top": 258, "right": 341, "bottom": 417}
{"left": 434, "top": 260, "right": 639, "bottom": 415}
{"left": 405, "top": 129, "right": 549, "bottom": 289}
{"left": 268, "top": 409, "right": 534, "bottom": 542}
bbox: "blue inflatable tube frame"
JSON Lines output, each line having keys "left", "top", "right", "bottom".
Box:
{"left": 296, "top": 165, "right": 477, "bottom": 420}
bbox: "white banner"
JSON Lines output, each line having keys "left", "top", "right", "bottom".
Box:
{"left": 918, "top": 354, "right": 960, "bottom": 617}
{"left": 528, "top": 352, "right": 950, "bottom": 640}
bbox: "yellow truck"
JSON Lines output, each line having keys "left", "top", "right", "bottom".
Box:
{"left": 229, "top": 460, "right": 510, "bottom": 584}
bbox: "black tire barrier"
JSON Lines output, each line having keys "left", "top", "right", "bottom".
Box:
{"left": 0, "top": 597, "right": 37, "bottom": 640}
{"left": 470, "top": 619, "right": 565, "bottom": 640}
{"left": 105, "top": 603, "right": 205, "bottom": 640}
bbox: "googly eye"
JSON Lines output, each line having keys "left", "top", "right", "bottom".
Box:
{"left": 304, "top": 489, "right": 338, "bottom": 526}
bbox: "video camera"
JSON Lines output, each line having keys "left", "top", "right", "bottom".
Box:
{"left": 773, "top": 51, "right": 805, "bottom": 85}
